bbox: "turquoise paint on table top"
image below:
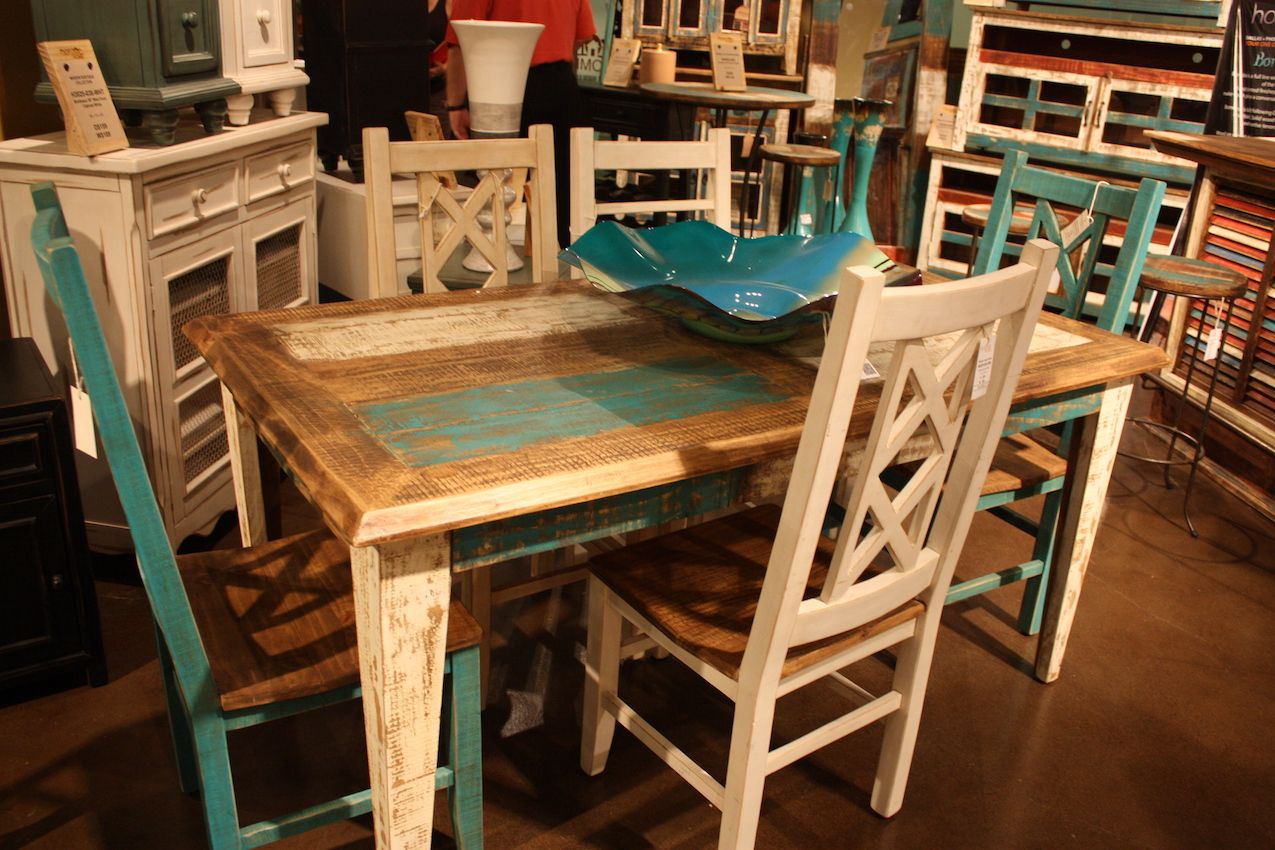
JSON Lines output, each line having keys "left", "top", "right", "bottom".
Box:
{"left": 357, "top": 356, "right": 787, "bottom": 468}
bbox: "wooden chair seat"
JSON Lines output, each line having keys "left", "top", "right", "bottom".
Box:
{"left": 180, "top": 527, "right": 482, "bottom": 712}
{"left": 758, "top": 143, "right": 841, "bottom": 168}
{"left": 590, "top": 504, "right": 924, "bottom": 682}
{"left": 982, "top": 433, "right": 1068, "bottom": 496}
{"left": 1137, "top": 254, "right": 1248, "bottom": 299}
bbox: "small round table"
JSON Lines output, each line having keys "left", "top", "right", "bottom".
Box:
{"left": 639, "top": 82, "right": 817, "bottom": 235}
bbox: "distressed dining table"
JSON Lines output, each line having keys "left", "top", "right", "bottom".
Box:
{"left": 185, "top": 281, "right": 1167, "bottom": 849}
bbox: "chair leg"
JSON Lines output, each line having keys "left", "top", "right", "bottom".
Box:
{"left": 448, "top": 645, "right": 485, "bottom": 850}
{"left": 1017, "top": 487, "right": 1062, "bottom": 636}
{"left": 462, "top": 569, "right": 493, "bottom": 704}
{"left": 717, "top": 694, "right": 777, "bottom": 850}
{"left": 580, "top": 579, "right": 622, "bottom": 776}
{"left": 155, "top": 627, "right": 199, "bottom": 795}
{"left": 190, "top": 714, "right": 243, "bottom": 850}
{"left": 871, "top": 618, "right": 938, "bottom": 818}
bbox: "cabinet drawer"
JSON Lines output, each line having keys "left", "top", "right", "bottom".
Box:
{"left": 245, "top": 142, "right": 315, "bottom": 204}
{"left": 0, "top": 423, "right": 50, "bottom": 485}
{"left": 145, "top": 163, "right": 241, "bottom": 238}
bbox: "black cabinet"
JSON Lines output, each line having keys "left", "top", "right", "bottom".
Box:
{"left": 0, "top": 338, "right": 105, "bottom": 695}
{"left": 301, "top": 0, "right": 434, "bottom": 179}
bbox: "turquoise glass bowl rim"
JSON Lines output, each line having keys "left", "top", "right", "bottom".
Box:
{"left": 561, "top": 220, "right": 918, "bottom": 342}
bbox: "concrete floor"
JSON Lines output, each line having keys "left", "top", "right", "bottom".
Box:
{"left": 2, "top": 401, "right": 1273, "bottom": 849}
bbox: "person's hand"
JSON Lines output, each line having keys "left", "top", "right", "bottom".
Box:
{"left": 448, "top": 107, "right": 470, "bottom": 140}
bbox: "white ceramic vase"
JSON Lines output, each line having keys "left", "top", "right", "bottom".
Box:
{"left": 451, "top": 20, "right": 544, "bottom": 138}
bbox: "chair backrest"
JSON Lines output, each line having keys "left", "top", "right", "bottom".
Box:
{"left": 569, "top": 126, "right": 733, "bottom": 246}
{"left": 29, "top": 182, "right": 216, "bottom": 712}
{"left": 742, "top": 239, "right": 1057, "bottom": 684}
{"left": 363, "top": 124, "right": 559, "bottom": 297}
{"left": 972, "top": 149, "right": 1166, "bottom": 332}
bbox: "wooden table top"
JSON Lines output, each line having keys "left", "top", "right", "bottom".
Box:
{"left": 638, "top": 82, "right": 816, "bottom": 111}
{"left": 186, "top": 283, "right": 1166, "bottom": 548}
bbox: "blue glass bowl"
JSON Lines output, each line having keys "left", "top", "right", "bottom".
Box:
{"left": 561, "top": 220, "right": 919, "bottom": 342}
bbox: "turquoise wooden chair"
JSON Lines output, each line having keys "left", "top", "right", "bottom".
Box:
{"left": 29, "top": 182, "right": 484, "bottom": 850}
{"left": 955, "top": 152, "right": 1166, "bottom": 633}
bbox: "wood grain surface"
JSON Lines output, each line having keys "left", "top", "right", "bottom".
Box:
{"left": 186, "top": 283, "right": 1166, "bottom": 549}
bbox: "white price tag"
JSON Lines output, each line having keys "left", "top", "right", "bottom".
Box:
{"left": 972, "top": 334, "right": 995, "bottom": 400}
{"left": 861, "top": 359, "right": 881, "bottom": 381}
{"left": 69, "top": 385, "right": 97, "bottom": 458}
{"left": 799, "top": 212, "right": 813, "bottom": 227}
{"left": 1204, "top": 325, "right": 1223, "bottom": 362}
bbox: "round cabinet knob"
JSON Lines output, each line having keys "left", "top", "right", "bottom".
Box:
{"left": 181, "top": 11, "right": 199, "bottom": 28}
{"left": 51, "top": 574, "right": 65, "bottom": 590}
{"left": 277, "top": 162, "right": 293, "bottom": 184}
{"left": 257, "top": 9, "right": 273, "bottom": 24}
{"left": 191, "top": 187, "right": 209, "bottom": 208}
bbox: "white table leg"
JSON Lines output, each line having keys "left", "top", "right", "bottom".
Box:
{"left": 1035, "top": 377, "right": 1134, "bottom": 683}
{"left": 221, "top": 385, "right": 267, "bottom": 546}
{"left": 352, "top": 535, "right": 452, "bottom": 849}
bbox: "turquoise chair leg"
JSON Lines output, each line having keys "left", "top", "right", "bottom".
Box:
{"left": 1017, "top": 486, "right": 1062, "bottom": 636}
{"left": 155, "top": 628, "right": 200, "bottom": 795}
{"left": 448, "top": 645, "right": 484, "bottom": 850}
{"left": 191, "top": 716, "right": 244, "bottom": 850}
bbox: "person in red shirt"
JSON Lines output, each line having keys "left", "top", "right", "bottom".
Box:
{"left": 445, "top": 0, "right": 597, "bottom": 247}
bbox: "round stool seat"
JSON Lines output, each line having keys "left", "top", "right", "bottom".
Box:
{"left": 961, "top": 202, "right": 1037, "bottom": 237}
{"left": 759, "top": 143, "right": 841, "bottom": 167}
{"left": 1138, "top": 255, "right": 1248, "bottom": 299}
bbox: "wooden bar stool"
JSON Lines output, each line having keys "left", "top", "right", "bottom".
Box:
{"left": 963, "top": 202, "right": 1036, "bottom": 271}
{"left": 1123, "top": 254, "right": 1248, "bottom": 537}
{"left": 759, "top": 143, "right": 840, "bottom": 236}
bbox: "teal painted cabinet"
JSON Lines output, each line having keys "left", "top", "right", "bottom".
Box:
{"left": 29, "top": 0, "right": 239, "bottom": 145}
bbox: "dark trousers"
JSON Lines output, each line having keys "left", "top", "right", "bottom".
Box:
{"left": 521, "top": 61, "right": 587, "bottom": 248}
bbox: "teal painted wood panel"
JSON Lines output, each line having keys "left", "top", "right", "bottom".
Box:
{"left": 357, "top": 357, "right": 786, "bottom": 468}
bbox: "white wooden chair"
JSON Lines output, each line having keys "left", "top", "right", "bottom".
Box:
{"left": 363, "top": 124, "right": 558, "bottom": 297}
{"left": 569, "top": 126, "right": 733, "bottom": 247}
{"left": 580, "top": 240, "right": 1059, "bottom": 849}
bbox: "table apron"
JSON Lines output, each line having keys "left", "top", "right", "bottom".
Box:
{"left": 1003, "top": 385, "right": 1104, "bottom": 435}
{"left": 451, "top": 457, "right": 791, "bottom": 571}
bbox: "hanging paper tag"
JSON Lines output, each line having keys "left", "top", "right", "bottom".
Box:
{"left": 972, "top": 334, "right": 995, "bottom": 400}
{"left": 861, "top": 359, "right": 881, "bottom": 381}
{"left": 70, "top": 385, "right": 97, "bottom": 458}
{"left": 1059, "top": 210, "right": 1093, "bottom": 248}
{"left": 1204, "top": 325, "right": 1223, "bottom": 362}
{"left": 799, "top": 212, "right": 813, "bottom": 227}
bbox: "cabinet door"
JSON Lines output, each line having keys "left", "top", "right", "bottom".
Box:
{"left": 741, "top": 0, "right": 790, "bottom": 46}
{"left": 242, "top": 196, "right": 315, "bottom": 311}
{"left": 632, "top": 0, "right": 670, "bottom": 38}
{"left": 0, "top": 493, "right": 82, "bottom": 679}
{"left": 160, "top": 0, "right": 221, "bottom": 78}
{"left": 149, "top": 229, "right": 241, "bottom": 509}
{"left": 238, "top": 0, "right": 292, "bottom": 68}
{"left": 1086, "top": 77, "right": 1211, "bottom": 167}
{"left": 670, "top": 0, "right": 710, "bottom": 39}
{"left": 963, "top": 64, "right": 1098, "bottom": 154}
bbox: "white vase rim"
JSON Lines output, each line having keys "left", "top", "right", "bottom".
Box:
{"left": 451, "top": 20, "right": 546, "bottom": 31}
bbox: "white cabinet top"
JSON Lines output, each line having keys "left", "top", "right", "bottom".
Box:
{"left": 0, "top": 112, "right": 328, "bottom": 175}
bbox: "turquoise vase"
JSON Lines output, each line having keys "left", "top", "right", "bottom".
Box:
{"left": 826, "top": 99, "right": 855, "bottom": 232}
{"left": 839, "top": 97, "right": 891, "bottom": 242}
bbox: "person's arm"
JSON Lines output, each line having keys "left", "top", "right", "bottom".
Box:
{"left": 446, "top": 47, "right": 469, "bottom": 139}
{"left": 575, "top": 0, "right": 598, "bottom": 46}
